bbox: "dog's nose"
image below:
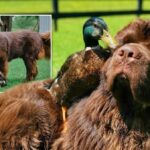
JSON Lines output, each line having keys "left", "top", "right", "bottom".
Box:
{"left": 117, "top": 47, "right": 142, "bottom": 60}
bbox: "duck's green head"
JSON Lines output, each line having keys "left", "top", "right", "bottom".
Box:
{"left": 83, "top": 17, "right": 117, "bottom": 48}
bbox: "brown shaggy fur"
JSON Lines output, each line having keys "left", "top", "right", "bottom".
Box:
{"left": 52, "top": 43, "right": 150, "bottom": 150}
{"left": 115, "top": 19, "right": 150, "bottom": 47}
{"left": 39, "top": 32, "right": 51, "bottom": 59}
{"left": 0, "top": 79, "right": 62, "bottom": 149}
{"left": 0, "top": 30, "right": 50, "bottom": 86}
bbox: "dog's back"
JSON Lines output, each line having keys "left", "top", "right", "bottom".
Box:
{"left": 0, "top": 80, "right": 62, "bottom": 149}
{"left": 0, "top": 31, "right": 43, "bottom": 60}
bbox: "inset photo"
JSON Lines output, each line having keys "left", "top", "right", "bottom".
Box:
{"left": 0, "top": 15, "right": 51, "bottom": 91}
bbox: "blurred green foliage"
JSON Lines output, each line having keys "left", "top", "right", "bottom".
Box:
{"left": 12, "top": 16, "right": 39, "bottom": 31}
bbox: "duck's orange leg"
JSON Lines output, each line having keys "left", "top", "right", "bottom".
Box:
{"left": 62, "top": 106, "right": 67, "bottom": 122}
{"left": 61, "top": 106, "right": 67, "bottom": 132}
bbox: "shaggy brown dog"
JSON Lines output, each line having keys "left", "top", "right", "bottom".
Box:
{"left": 52, "top": 43, "right": 150, "bottom": 150}
{"left": 115, "top": 19, "right": 150, "bottom": 47}
{"left": 0, "top": 79, "right": 62, "bottom": 149}
{"left": 0, "top": 30, "right": 50, "bottom": 87}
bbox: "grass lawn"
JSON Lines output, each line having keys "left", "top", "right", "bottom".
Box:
{"left": 0, "top": 58, "right": 51, "bottom": 92}
{"left": 0, "top": 0, "right": 51, "bottom": 13}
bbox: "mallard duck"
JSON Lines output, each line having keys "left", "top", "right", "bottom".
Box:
{"left": 83, "top": 17, "right": 116, "bottom": 48}
{"left": 50, "top": 17, "right": 117, "bottom": 122}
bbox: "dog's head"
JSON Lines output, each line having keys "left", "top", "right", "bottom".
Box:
{"left": 103, "top": 43, "right": 150, "bottom": 107}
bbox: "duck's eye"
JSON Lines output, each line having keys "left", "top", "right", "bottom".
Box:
{"left": 93, "top": 24, "right": 97, "bottom": 28}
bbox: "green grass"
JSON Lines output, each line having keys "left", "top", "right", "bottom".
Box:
{"left": 58, "top": 0, "right": 150, "bottom": 12}
{"left": 0, "top": 0, "right": 51, "bottom": 13}
{"left": 1, "top": 0, "right": 149, "bottom": 14}
{"left": 59, "top": 1, "right": 137, "bottom": 12}
{"left": 0, "top": 58, "right": 50, "bottom": 92}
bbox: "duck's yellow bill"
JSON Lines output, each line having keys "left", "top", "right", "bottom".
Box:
{"left": 101, "top": 29, "right": 118, "bottom": 49}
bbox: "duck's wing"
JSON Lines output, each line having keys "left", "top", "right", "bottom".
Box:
{"left": 56, "top": 51, "right": 82, "bottom": 79}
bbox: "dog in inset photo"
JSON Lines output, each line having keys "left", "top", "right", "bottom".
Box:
{"left": 0, "top": 16, "right": 51, "bottom": 88}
